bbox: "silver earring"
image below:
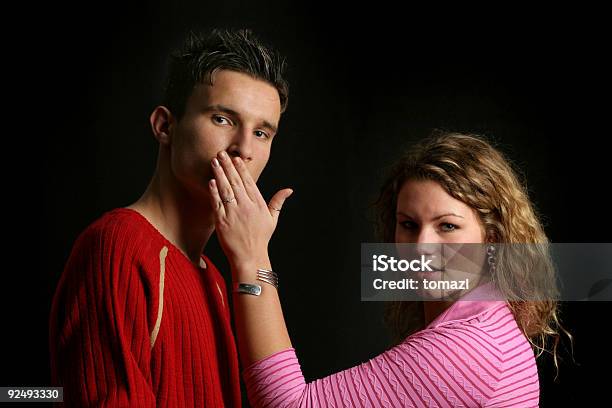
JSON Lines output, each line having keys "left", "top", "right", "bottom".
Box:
{"left": 486, "top": 244, "right": 497, "bottom": 275}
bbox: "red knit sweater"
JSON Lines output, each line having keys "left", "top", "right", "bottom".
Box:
{"left": 49, "top": 208, "right": 241, "bottom": 407}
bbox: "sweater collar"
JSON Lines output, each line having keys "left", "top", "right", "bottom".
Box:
{"left": 426, "top": 282, "right": 507, "bottom": 328}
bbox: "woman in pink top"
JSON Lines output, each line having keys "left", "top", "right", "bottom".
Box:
{"left": 207, "top": 131, "right": 567, "bottom": 407}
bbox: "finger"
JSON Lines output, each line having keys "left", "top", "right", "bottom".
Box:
{"left": 212, "top": 157, "right": 238, "bottom": 207}
{"left": 268, "top": 188, "right": 293, "bottom": 221}
{"left": 208, "top": 179, "right": 226, "bottom": 218}
{"left": 232, "top": 156, "right": 261, "bottom": 202}
{"left": 217, "top": 151, "right": 248, "bottom": 202}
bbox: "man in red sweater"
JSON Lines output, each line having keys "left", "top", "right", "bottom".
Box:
{"left": 49, "top": 29, "right": 289, "bottom": 407}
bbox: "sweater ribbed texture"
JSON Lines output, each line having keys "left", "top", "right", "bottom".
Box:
{"left": 49, "top": 208, "right": 241, "bottom": 407}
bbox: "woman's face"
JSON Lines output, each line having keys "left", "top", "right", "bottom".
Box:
{"left": 395, "top": 179, "right": 485, "bottom": 244}
{"left": 394, "top": 179, "right": 487, "bottom": 299}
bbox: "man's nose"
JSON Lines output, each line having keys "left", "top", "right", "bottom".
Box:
{"left": 227, "top": 128, "right": 253, "bottom": 162}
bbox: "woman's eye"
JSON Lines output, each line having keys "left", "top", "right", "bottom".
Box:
{"left": 441, "top": 223, "right": 458, "bottom": 232}
{"left": 400, "top": 221, "right": 417, "bottom": 229}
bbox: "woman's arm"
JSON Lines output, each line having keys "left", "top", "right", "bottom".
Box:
{"left": 231, "top": 256, "right": 292, "bottom": 367}
{"left": 208, "top": 152, "right": 293, "bottom": 368}
{"left": 241, "top": 327, "right": 515, "bottom": 408}
{"left": 206, "top": 153, "right": 526, "bottom": 407}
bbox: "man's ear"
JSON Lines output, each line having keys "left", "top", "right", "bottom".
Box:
{"left": 150, "top": 106, "right": 175, "bottom": 145}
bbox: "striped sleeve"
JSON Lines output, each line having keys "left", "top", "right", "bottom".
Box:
{"left": 243, "top": 322, "right": 530, "bottom": 408}
{"left": 49, "top": 222, "right": 157, "bottom": 407}
{"left": 484, "top": 307, "right": 540, "bottom": 407}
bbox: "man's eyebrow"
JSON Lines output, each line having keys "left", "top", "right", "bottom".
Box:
{"left": 203, "top": 104, "right": 278, "bottom": 134}
{"left": 259, "top": 120, "right": 278, "bottom": 134}
{"left": 203, "top": 104, "right": 239, "bottom": 116}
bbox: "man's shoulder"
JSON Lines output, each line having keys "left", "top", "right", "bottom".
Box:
{"left": 55, "top": 209, "right": 165, "bottom": 316}
{"left": 73, "top": 208, "right": 160, "bottom": 257}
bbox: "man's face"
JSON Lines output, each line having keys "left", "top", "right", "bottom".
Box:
{"left": 169, "top": 70, "right": 281, "bottom": 197}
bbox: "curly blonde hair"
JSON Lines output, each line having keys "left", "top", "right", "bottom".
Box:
{"left": 375, "top": 130, "right": 571, "bottom": 374}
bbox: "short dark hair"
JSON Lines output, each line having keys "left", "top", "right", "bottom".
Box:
{"left": 162, "top": 29, "right": 289, "bottom": 120}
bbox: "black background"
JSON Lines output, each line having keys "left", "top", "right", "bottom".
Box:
{"left": 4, "top": 2, "right": 611, "bottom": 406}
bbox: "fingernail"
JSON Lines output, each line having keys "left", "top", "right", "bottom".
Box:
{"left": 220, "top": 151, "right": 229, "bottom": 160}
{"left": 212, "top": 158, "right": 220, "bottom": 167}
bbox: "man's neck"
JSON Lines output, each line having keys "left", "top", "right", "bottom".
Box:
{"left": 128, "top": 170, "right": 215, "bottom": 265}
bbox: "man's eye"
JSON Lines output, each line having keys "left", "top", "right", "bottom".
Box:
{"left": 441, "top": 223, "right": 458, "bottom": 232}
{"left": 212, "top": 115, "right": 230, "bottom": 125}
{"left": 254, "top": 130, "right": 269, "bottom": 139}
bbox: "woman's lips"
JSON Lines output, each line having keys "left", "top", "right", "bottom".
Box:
{"left": 416, "top": 270, "right": 443, "bottom": 280}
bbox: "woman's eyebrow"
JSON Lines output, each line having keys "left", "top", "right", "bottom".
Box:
{"left": 396, "top": 212, "right": 464, "bottom": 220}
{"left": 433, "top": 213, "right": 464, "bottom": 220}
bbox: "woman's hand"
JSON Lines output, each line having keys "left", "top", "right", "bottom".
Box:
{"left": 208, "top": 151, "right": 293, "bottom": 273}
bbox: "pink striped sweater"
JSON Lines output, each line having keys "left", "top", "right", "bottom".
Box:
{"left": 243, "top": 285, "right": 539, "bottom": 407}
